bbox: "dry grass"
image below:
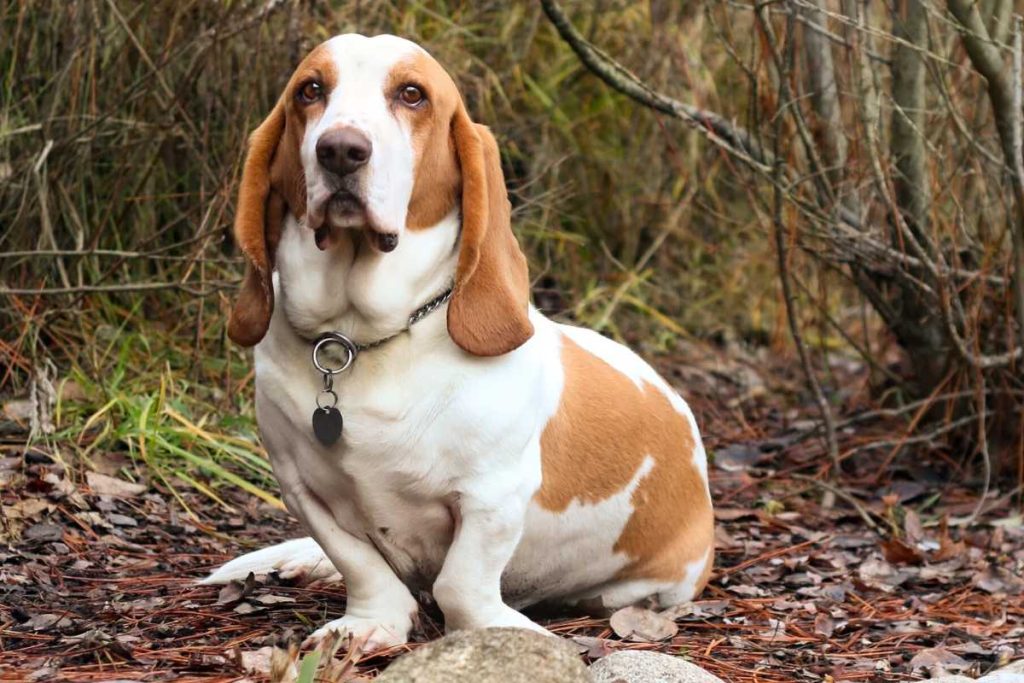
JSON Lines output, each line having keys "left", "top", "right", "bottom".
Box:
{"left": 0, "top": 1, "right": 790, "bottom": 501}
{"left": 1, "top": 1, "right": 1021, "bottom": 500}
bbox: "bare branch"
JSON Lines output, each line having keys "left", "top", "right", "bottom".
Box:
{"left": 768, "top": 6, "right": 841, "bottom": 476}
{"left": 0, "top": 282, "right": 235, "bottom": 297}
{"left": 947, "top": 1, "right": 1024, "bottom": 352}
{"left": 539, "top": 0, "right": 773, "bottom": 173}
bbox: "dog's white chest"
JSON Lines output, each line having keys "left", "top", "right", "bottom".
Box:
{"left": 250, "top": 319, "right": 553, "bottom": 591}
{"left": 253, "top": 343, "right": 458, "bottom": 578}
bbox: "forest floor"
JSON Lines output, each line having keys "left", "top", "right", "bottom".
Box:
{"left": 1, "top": 340, "right": 1022, "bottom": 682}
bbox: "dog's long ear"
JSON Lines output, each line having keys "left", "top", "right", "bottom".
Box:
{"left": 447, "top": 106, "right": 534, "bottom": 356}
{"left": 227, "top": 98, "right": 293, "bottom": 347}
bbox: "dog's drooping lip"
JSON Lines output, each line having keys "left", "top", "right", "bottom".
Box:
{"left": 309, "top": 191, "right": 399, "bottom": 253}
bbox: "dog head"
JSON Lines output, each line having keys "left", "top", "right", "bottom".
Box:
{"left": 227, "top": 34, "right": 533, "bottom": 356}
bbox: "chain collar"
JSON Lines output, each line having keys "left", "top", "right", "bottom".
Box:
{"left": 311, "top": 283, "right": 453, "bottom": 376}
{"left": 306, "top": 283, "right": 453, "bottom": 446}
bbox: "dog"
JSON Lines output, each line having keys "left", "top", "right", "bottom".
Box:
{"left": 203, "top": 33, "right": 714, "bottom": 651}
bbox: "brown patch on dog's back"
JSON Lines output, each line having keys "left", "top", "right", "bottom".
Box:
{"left": 534, "top": 333, "right": 714, "bottom": 586}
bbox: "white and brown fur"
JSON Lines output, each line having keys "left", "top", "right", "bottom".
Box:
{"left": 204, "top": 33, "right": 714, "bottom": 650}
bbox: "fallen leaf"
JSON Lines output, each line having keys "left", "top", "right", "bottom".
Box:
{"left": 233, "top": 602, "right": 266, "bottom": 615}
{"left": 713, "top": 443, "right": 773, "bottom": 472}
{"left": 2, "top": 399, "right": 34, "bottom": 422}
{"left": 609, "top": 606, "right": 678, "bottom": 642}
{"left": 253, "top": 594, "right": 296, "bottom": 605}
{"left": 238, "top": 646, "right": 274, "bottom": 675}
{"left": 972, "top": 566, "right": 1024, "bottom": 595}
{"left": 903, "top": 508, "right": 926, "bottom": 545}
{"left": 990, "top": 514, "right": 1024, "bottom": 528}
{"left": 933, "top": 516, "right": 967, "bottom": 562}
{"left": 23, "top": 613, "right": 74, "bottom": 631}
{"left": 58, "top": 380, "right": 89, "bottom": 403}
{"left": 880, "top": 538, "right": 923, "bottom": 565}
{"left": 857, "top": 557, "right": 910, "bottom": 592}
{"left": 726, "top": 583, "right": 767, "bottom": 598}
{"left": 5, "top": 498, "right": 52, "bottom": 521}
{"left": 909, "top": 647, "right": 969, "bottom": 674}
{"left": 106, "top": 513, "right": 138, "bottom": 527}
{"left": 23, "top": 523, "right": 63, "bottom": 542}
{"left": 690, "top": 600, "right": 730, "bottom": 617}
{"left": 571, "top": 636, "right": 615, "bottom": 659}
{"left": 760, "top": 618, "right": 787, "bottom": 640}
{"left": 217, "top": 573, "right": 257, "bottom": 605}
{"left": 814, "top": 613, "right": 835, "bottom": 638}
{"left": 86, "top": 471, "right": 147, "bottom": 498}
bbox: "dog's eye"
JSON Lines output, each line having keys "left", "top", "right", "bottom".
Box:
{"left": 398, "top": 85, "right": 424, "bottom": 107}
{"left": 297, "top": 81, "right": 324, "bottom": 105}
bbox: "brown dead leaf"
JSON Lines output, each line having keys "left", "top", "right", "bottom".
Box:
{"left": 814, "top": 613, "right": 835, "bottom": 639}
{"left": 233, "top": 602, "right": 266, "bottom": 615}
{"left": 880, "top": 538, "right": 924, "bottom": 565}
{"left": 217, "top": 573, "right": 256, "bottom": 605}
{"left": 86, "top": 471, "right": 147, "bottom": 498}
{"left": 4, "top": 498, "right": 51, "bottom": 521}
{"left": 571, "top": 636, "right": 615, "bottom": 659}
{"left": 253, "top": 594, "right": 296, "bottom": 605}
{"left": 609, "top": 606, "right": 678, "bottom": 642}
{"left": 909, "top": 646, "right": 969, "bottom": 674}
{"left": 933, "top": 516, "right": 967, "bottom": 562}
{"left": 714, "top": 443, "right": 773, "bottom": 472}
{"left": 238, "top": 646, "right": 274, "bottom": 675}
{"left": 23, "top": 613, "right": 74, "bottom": 632}
{"left": 857, "top": 557, "right": 911, "bottom": 592}
{"left": 2, "top": 399, "right": 34, "bottom": 422}
{"left": 903, "top": 508, "right": 926, "bottom": 545}
{"left": 58, "top": 380, "right": 89, "bottom": 403}
{"left": 23, "top": 523, "right": 63, "bottom": 542}
{"left": 972, "top": 566, "right": 1024, "bottom": 595}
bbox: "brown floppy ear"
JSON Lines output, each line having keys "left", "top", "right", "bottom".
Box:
{"left": 447, "top": 106, "right": 534, "bottom": 356}
{"left": 227, "top": 99, "right": 291, "bottom": 347}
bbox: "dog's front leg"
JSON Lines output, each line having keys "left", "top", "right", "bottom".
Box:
{"left": 300, "top": 512, "right": 419, "bottom": 650}
{"left": 274, "top": 480, "right": 418, "bottom": 651}
{"left": 432, "top": 489, "right": 547, "bottom": 634}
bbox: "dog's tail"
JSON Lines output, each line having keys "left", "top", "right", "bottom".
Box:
{"left": 199, "top": 537, "right": 340, "bottom": 585}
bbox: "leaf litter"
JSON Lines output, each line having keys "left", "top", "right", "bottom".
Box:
{"left": 1, "top": 353, "right": 1022, "bottom": 682}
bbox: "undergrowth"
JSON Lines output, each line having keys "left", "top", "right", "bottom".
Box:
{"left": 0, "top": 1, "right": 793, "bottom": 509}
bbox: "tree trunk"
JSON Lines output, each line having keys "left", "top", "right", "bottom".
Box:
{"left": 888, "top": 0, "right": 950, "bottom": 390}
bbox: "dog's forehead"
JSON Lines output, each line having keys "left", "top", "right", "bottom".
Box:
{"left": 319, "top": 34, "right": 429, "bottom": 83}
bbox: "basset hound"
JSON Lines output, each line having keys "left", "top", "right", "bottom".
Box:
{"left": 204, "top": 33, "right": 714, "bottom": 650}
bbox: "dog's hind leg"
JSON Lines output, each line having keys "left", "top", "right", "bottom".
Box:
{"left": 200, "top": 537, "right": 340, "bottom": 585}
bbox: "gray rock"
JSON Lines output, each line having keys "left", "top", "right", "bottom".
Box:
{"left": 979, "top": 659, "right": 1024, "bottom": 683}
{"left": 376, "top": 627, "right": 590, "bottom": 683}
{"left": 589, "top": 651, "right": 723, "bottom": 683}
{"left": 928, "top": 677, "right": 975, "bottom": 683}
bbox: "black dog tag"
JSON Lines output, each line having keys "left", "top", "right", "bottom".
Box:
{"left": 312, "top": 406, "right": 343, "bottom": 446}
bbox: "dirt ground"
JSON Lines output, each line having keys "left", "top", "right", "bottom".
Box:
{"left": 1, "top": 345, "right": 1022, "bottom": 682}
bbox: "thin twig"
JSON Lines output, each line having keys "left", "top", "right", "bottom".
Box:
{"left": 766, "top": 5, "right": 841, "bottom": 477}
{"left": 0, "top": 282, "right": 236, "bottom": 296}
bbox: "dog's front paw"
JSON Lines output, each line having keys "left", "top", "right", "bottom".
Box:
{"left": 447, "top": 605, "right": 552, "bottom": 637}
{"left": 304, "top": 614, "right": 413, "bottom": 653}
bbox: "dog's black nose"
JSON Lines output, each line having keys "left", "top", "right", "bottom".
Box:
{"left": 316, "top": 128, "right": 372, "bottom": 176}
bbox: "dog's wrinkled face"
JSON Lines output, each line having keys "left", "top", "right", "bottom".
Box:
{"left": 228, "top": 33, "right": 534, "bottom": 356}
{"left": 285, "top": 34, "right": 462, "bottom": 253}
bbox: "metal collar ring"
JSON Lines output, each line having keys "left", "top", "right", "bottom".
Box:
{"left": 312, "top": 332, "right": 358, "bottom": 375}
